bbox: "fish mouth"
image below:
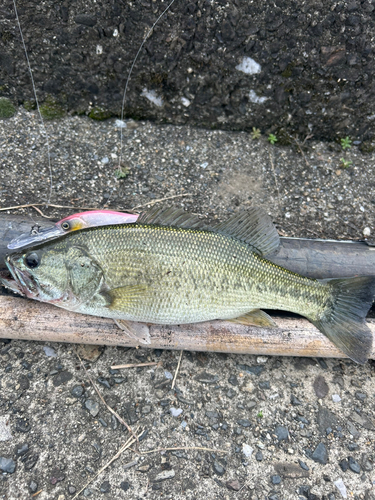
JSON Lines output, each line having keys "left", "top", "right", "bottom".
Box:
{"left": 3, "top": 257, "right": 40, "bottom": 299}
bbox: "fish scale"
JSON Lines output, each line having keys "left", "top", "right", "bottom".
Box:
{"left": 68, "top": 224, "right": 330, "bottom": 324}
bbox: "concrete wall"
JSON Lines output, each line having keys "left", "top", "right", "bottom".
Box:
{"left": 1, "top": 0, "right": 375, "bottom": 141}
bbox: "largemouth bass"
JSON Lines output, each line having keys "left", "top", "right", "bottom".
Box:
{"left": 2, "top": 207, "right": 375, "bottom": 363}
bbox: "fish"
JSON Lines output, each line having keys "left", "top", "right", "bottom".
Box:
{"left": 7, "top": 210, "right": 139, "bottom": 250}
{"left": 1, "top": 206, "right": 375, "bottom": 364}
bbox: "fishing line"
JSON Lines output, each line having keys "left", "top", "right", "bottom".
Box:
{"left": 118, "top": 0, "right": 177, "bottom": 169}
{"left": 12, "top": 0, "right": 53, "bottom": 206}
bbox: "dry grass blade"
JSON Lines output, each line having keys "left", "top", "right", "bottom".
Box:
{"left": 0, "top": 203, "right": 138, "bottom": 213}
{"left": 111, "top": 362, "right": 159, "bottom": 369}
{"left": 31, "top": 205, "right": 54, "bottom": 218}
{"left": 71, "top": 430, "right": 142, "bottom": 500}
{"left": 131, "top": 193, "right": 192, "bottom": 210}
{"left": 140, "top": 446, "right": 229, "bottom": 455}
{"left": 171, "top": 350, "right": 183, "bottom": 390}
{"left": 293, "top": 134, "right": 313, "bottom": 167}
{"left": 76, "top": 352, "right": 138, "bottom": 443}
{"left": 268, "top": 150, "right": 281, "bottom": 209}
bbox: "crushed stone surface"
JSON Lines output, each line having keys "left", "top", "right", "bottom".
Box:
{"left": 0, "top": 110, "right": 375, "bottom": 498}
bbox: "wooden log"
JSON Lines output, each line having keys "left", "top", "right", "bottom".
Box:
{"left": 0, "top": 295, "right": 374, "bottom": 359}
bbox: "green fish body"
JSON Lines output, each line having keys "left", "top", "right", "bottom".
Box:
{"left": 2, "top": 207, "right": 375, "bottom": 363}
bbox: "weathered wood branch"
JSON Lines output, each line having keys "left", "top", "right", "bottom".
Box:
{"left": 1, "top": 295, "right": 374, "bottom": 359}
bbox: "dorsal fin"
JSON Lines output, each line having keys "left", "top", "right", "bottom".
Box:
{"left": 137, "top": 206, "right": 207, "bottom": 230}
{"left": 137, "top": 206, "right": 279, "bottom": 256}
{"left": 212, "top": 207, "right": 280, "bottom": 256}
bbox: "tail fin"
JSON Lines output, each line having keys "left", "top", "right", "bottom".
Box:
{"left": 312, "top": 276, "right": 375, "bottom": 364}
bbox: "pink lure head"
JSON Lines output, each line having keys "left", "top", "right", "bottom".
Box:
{"left": 8, "top": 210, "right": 139, "bottom": 250}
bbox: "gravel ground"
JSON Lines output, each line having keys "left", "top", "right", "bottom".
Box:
{"left": 1, "top": 110, "right": 375, "bottom": 499}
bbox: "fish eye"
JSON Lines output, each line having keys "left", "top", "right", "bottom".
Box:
{"left": 25, "top": 252, "right": 40, "bottom": 269}
{"left": 61, "top": 221, "right": 70, "bottom": 231}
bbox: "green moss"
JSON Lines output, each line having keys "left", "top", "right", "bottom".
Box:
{"left": 281, "top": 62, "right": 296, "bottom": 78}
{"left": 360, "top": 141, "right": 375, "bottom": 154}
{"left": 23, "top": 100, "right": 36, "bottom": 111}
{"left": 88, "top": 107, "right": 112, "bottom": 121}
{"left": 0, "top": 97, "right": 16, "bottom": 118}
{"left": 275, "top": 128, "right": 293, "bottom": 146}
{"left": 39, "top": 97, "right": 65, "bottom": 120}
{"left": 149, "top": 72, "right": 168, "bottom": 85}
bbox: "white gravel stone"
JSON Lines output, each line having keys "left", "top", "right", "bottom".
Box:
{"left": 242, "top": 444, "right": 254, "bottom": 458}
{"left": 334, "top": 478, "right": 347, "bottom": 498}
{"left": 154, "top": 470, "right": 175, "bottom": 482}
{"left": 43, "top": 346, "right": 57, "bottom": 357}
{"left": 169, "top": 407, "right": 183, "bottom": 417}
{"left": 0, "top": 415, "right": 12, "bottom": 442}
{"left": 235, "top": 57, "right": 261, "bottom": 75}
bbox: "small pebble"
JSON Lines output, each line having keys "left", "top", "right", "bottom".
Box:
{"left": 226, "top": 479, "right": 241, "bottom": 491}
{"left": 334, "top": 478, "right": 347, "bottom": 498}
{"left": 213, "top": 461, "right": 226, "bottom": 476}
{"left": 170, "top": 407, "right": 183, "bottom": 417}
{"left": 242, "top": 444, "right": 253, "bottom": 458}
{"left": 120, "top": 481, "right": 130, "bottom": 491}
{"left": 274, "top": 426, "right": 289, "bottom": 441}
{"left": 313, "top": 375, "right": 329, "bottom": 399}
{"left": 363, "top": 227, "right": 371, "bottom": 237}
{"left": 154, "top": 469, "right": 176, "bottom": 481}
{"left": 339, "top": 459, "right": 349, "bottom": 472}
{"left": 97, "top": 377, "right": 111, "bottom": 389}
{"left": 114, "top": 119, "right": 127, "bottom": 128}
{"left": 271, "top": 475, "right": 281, "bottom": 484}
{"left": 164, "top": 370, "right": 173, "bottom": 380}
{"left": 71, "top": 386, "right": 84, "bottom": 398}
{"left": 16, "top": 443, "right": 29, "bottom": 456}
{"left": 85, "top": 400, "right": 100, "bottom": 417}
{"left": 100, "top": 481, "right": 110, "bottom": 493}
{"left": 299, "top": 460, "right": 309, "bottom": 471}
{"left": 311, "top": 442, "right": 328, "bottom": 465}
{"left": 332, "top": 394, "right": 341, "bottom": 403}
{"left": 29, "top": 481, "right": 38, "bottom": 493}
{"left": 43, "top": 346, "right": 57, "bottom": 357}
{"left": 0, "top": 457, "right": 16, "bottom": 473}
{"left": 348, "top": 456, "right": 361, "bottom": 474}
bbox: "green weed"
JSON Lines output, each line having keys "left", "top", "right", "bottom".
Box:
{"left": 268, "top": 133, "right": 277, "bottom": 145}
{"left": 340, "top": 136, "right": 352, "bottom": 150}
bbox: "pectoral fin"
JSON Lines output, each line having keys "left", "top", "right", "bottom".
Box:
{"left": 108, "top": 284, "right": 149, "bottom": 310}
{"left": 228, "top": 309, "right": 277, "bottom": 328}
{"left": 114, "top": 319, "right": 151, "bottom": 345}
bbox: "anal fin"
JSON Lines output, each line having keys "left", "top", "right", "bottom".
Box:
{"left": 114, "top": 319, "right": 151, "bottom": 345}
{"left": 227, "top": 309, "right": 277, "bottom": 328}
